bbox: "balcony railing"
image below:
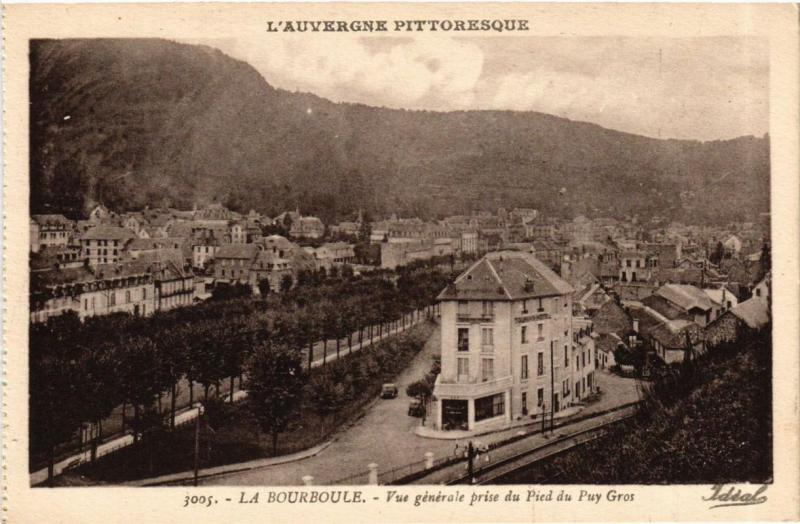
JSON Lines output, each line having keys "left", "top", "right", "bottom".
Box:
{"left": 457, "top": 313, "right": 495, "bottom": 323}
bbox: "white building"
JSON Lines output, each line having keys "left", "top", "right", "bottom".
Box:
{"left": 433, "top": 251, "right": 594, "bottom": 432}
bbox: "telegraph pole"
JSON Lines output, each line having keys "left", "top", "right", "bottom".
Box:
{"left": 467, "top": 441, "right": 474, "bottom": 484}
{"left": 550, "top": 340, "right": 555, "bottom": 433}
{"left": 193, "top": 407, "right": 200, "bottom": 487}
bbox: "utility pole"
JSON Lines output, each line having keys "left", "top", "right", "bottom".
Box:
{"left": 550, "top": 340, "right": 555, "bottom": 434}
{"left": 541, "top": 403, "right": 546, "bottom": 434}
{"left": 467, "top": 441, "right": 474, "bottom": 484}
{"left": 193, "top": 407, "right": 200, "bottom": 487}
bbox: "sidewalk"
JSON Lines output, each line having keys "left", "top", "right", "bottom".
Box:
{"left": 128, "top": 439, "right": 336, "bottom": 486}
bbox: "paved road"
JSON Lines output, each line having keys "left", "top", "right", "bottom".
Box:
{"left": 204, "top": 326, "right": 445, "bottom": 486}
{"left": 201, "top": 329, "right": 643, "bottom": 486}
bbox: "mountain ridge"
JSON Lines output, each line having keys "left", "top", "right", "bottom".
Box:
{"left": 30, "top": 38, "right": 770, "bottom": 224}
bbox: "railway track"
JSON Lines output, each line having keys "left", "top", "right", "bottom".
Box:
{"left": 447, "top": 406, "right": 638, "bottom": 485}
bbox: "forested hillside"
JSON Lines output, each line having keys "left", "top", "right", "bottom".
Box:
{"left": 30, "top": 39, "right": 770, "bottom": 223}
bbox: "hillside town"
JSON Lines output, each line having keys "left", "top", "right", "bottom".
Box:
{"left": 31, "top": 203, "right": 770, "bottom": 347}
{"left": 30, "top": 202, "right": 771, "bottom": 456}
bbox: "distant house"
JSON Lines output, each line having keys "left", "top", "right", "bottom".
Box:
{"left": 649, "top": 319, "right": 704, "bottom": 365}
{"left": 752, "top": 272, "right": 770, "bottom": 304}
{"left": 289, "top": 216, "right": 325, "bottom": 239}
{"left": 702, "top": 286, "right": 738, "bottom": 312}
{"left": 30, "top": 214, "right": 73, "bottom": 253}
{"left": 194, "top": 203, "right": 233, "bottom": 222}
{"left": 704, "top": 296, "right": 769, "bottom": 347}
{"left": 640, "top": 242, "right": 681, "bottom": 269}
{"left": 135, "top": 249, "right": 195, "bottom": 312}
{"left": 230, "top": 221, "right": 247, "bottom": 244}
{"left": 312, "top": 242, "right": 356, "bottom": 271}
{"left": 30, "top": 262, "right": 155, "bottom": 323}
{"left": 595, "top": 333, "right": 622, "bottom": 369}
{"left": 88, "top": 204, "right": 112, "bottom": 223}
{"left": 192, "top": 236, "right": 221, "bottom": 270}
{"left": 591, "top": 299, "right": 633, "bottom": 337}
{"left": 79, "top": 225, "right": 136, "bottom": 266}
{"left": 723, "top": 234, "right": 743, "bottom": 255}
{"left": 619, "top": 251, "right": 656, "bottom": 283}
{"left": 213, "top": 243, "right": 260, "bottom": 284}
{"left": 121, "top": 213, "right": 144, "bottom": 235}
{"left": 650, "top": 283, "right": 724, "bottom": 327}
{"left": 249, "top": 250, "right": 293, "bottom": 294}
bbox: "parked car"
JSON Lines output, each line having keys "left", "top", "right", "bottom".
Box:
{"left": 408, "top": 398, "right": 425, "bottom": 417}
{"left": 381, "top": 383, "right": 398, "bottom": 399}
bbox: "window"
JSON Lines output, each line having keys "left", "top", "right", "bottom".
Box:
{"left": 482, "top": 301, "right": 493, "bottom": 317}
{"left": 521, "top": 392, "right": 528, "bottom": 414}
{"left": 576, "top": 355, "right": 580, "bottom": 370}
{"left": 125, "top": 290, "right": 131, "bottom": 303}
{"left": 457, "top": 357, "right": 469, "bottom": 380}
{"left": 521, "top": 355, "right": 529, "bottom": 380}
{"left": 563, "top": 379, "right": 570, "bottom": 397}
{"left": 537, "top": 352, "right": 544, "bottom": 376}
{"left": 481, "top": 358, "right": 494, "bottom": 382}
{"left": 626, "top": 259, "right": 632, "bottom": 267}
{"left": 537, "top": 297, "right": 544, "bottom": 311}
{"left": 109, "top": 292, "right": 116, "bottom": 307}
{"left": 481, "top": 328, "right": 493, "bottom": 349}
{"left": 142, "top": 288, "right": 147, "bottom": 300}
{"left": 522, "top": 300, "right": 529, "bottom": 313}
{"left": 474, "top": 393, "right": 505, "bottom": 422}
{"left": 537, "top": 388, "right": 544, "bottom": 407}
{"left": 458, "top": 301, "right": 469, "bottom": 316}
{"left": 521, "top": 325, "right": 528, "bottom": 344}
{"left": 756, "top": 288, "right": 761, "bottom": 297}
{"left": 537, "top": 323, "right": 544, "bottom": 340}
{"left": 564, "top": 346, "right": 569, "bottom": 367}
{"left": 457, "top": 328, "right": 469, "bottom": 352}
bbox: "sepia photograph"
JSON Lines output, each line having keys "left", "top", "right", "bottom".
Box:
{"left": 26, "top": 32, "right": 773, "bottom": 488}
{"left": 4, "top": 3, "right": 798, "bottom": 523}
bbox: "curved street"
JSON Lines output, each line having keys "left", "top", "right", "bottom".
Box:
{"left": 202, "top": 325, "right": 641, "bottom": 486}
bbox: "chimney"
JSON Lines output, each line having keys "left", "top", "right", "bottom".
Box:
{"left": 524, "top": 278, "right": 535, "bottom": 293}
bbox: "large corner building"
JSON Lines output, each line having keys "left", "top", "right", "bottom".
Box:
{"left": 433, "top": 251, "right": 596, "bottom": 431}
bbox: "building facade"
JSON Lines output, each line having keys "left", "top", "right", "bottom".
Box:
{"left": 433, "top": 251, "right": 591, "bottom": 431}
{"left": 30, "top": 214, "right": 74, "bottom": 253}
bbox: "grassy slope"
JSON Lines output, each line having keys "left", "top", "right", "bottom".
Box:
{"left": 500, "top": 328, "right": 772, "bottom": 484}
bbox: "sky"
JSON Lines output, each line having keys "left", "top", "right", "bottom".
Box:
{"left": 198, "top": 35, "right": 768, "bottom": 141}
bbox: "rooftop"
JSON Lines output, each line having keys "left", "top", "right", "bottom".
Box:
{"left": 437, "top": 251, "right": 573, "bottom": 301}
{"left": 80, "top": 225, "right": 136, "bottom": 241}
{"left": 656, "top": 283, "right": 715, "bottom": 313}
